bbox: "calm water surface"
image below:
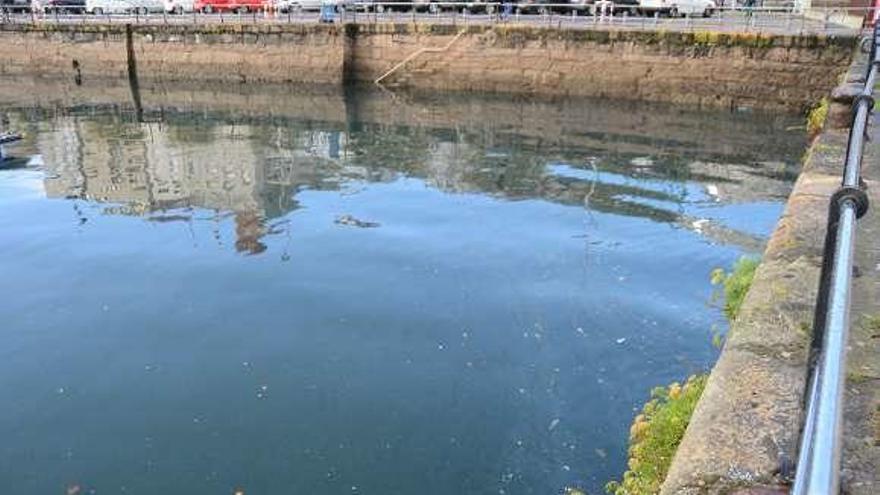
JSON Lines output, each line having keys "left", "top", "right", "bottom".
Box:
{"left": 0, "top": 81, "right": 805, "bottom": 495}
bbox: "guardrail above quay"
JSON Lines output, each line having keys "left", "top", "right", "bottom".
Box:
{"left": 0, "top": 4, "right": 872, "bottom": 36}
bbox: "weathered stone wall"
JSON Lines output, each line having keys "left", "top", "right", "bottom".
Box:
{"left": 0, "top": 22, "right": 858, "bottom": 111}
{"left": 0, "top": 24, "right": 345, "bottom": 84}
{"left": 348, "top": 24, "right": 855, "bottom": 111}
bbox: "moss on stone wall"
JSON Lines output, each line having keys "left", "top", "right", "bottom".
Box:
{"left": 807, "top": 97, "right": 830, "bottom": 138}
{"left": 603, "top": 257, "right": 759, "bottom": 494}
{"left": 336, "top": 22, "right": 854, "bottom": 49}
{"left": 605, "top": 375, "right": 709, "bottom": 495}
{"left": 711, "top": 256, "right": 760, "bottom": 322}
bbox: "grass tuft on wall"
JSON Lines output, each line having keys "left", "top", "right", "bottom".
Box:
{"left": 605, "top": 375, "right": 709, "bottom": 495}
{"left": 711, "top": 256, "right": 759, "bottom": 322}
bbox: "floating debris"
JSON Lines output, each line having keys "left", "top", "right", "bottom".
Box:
{"left": 630, "top": 156, "right": 654, "bottom": 169}
{"left": 691, "top": 218, "right": 710, "bottom": 234}
{"left": 548, "top": 418, "right": 560, "bottom": 431}
{"left": 148, "top": 214, "right": 192, "bottom": 223}
{"left": 334, "top": 215, "right": 380, "bottom": 229}
{"left": 616, "top": 338, "right": 627, "bottom": 344}
{"left": 706, "top": 183, "right": 720, "bottom": 199}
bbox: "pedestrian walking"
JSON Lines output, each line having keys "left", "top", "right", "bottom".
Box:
{"left": 501, "top": 1, "right": 512, "bottom": 20}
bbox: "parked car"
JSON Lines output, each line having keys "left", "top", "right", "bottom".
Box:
{"left": 86, "top": 0, "right": 163, "bottom": 13}
{"left": 358, "top": 0, "right": 421, "bottom": 11}
{"left": 611, "top": 0, "right": 640, "bottom": 15}
{"left": 458, "top": 0, "right": 492, "bottom": 13}
{"left": 516, "top": 0, "right": 582, "bottom": 14}
{"left": 164, "top": 0, "right": 194, "bottom": 12}
{"left": 274, "top": 0, "right": 320, "bottom": 10}
{"left": 193, "top": 0, "right": 266, "bottom": 12}
{"left": 274, "top": 0, "right": 350, "bottom": 10}
{"left": 42, "top": 0, "right": 86, "bottom": 12}
{"left": 0, "top": 0, "right": 32, "bottom": 13}
{"left": 637, "top": 0, "right": 714, "bottom": 16}
{"left": 568, "top": 0, "right": 596, "bottom": 14}
{"left": 358, "top": 0, "right": 485, "bottom": 12}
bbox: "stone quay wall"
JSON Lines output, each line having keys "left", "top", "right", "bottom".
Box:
{"left": 0, "top": 22, "right": 857, "bottom": 111}
{"left": 0, "top": 23, "right": 345, "bottom": 85}
{"left": 661, "top": 47, "right": 871, "bottom": 495}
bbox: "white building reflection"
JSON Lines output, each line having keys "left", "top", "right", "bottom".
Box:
{"left": 38, "top": 115, "right": 349, "bottom": 255}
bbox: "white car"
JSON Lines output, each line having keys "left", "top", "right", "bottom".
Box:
{"left": 164, "top": 0, "right": 193, "bottom": 12}
{"left": 274, "top": 0, "right": 349, "bottom": 10}
{"left": 274, "top": 0, "right": 320, "bottom": 10}
{"left": 638, "top": 0, "right": 714, "bottom": 16}
{"left": 86, "top": 0, "right": 163, "bottom": 13}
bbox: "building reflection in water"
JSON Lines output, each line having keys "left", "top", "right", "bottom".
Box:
{"left": 32, "top": 114, "right": 351, "bottom": 255}
{"left": 4, "top": 88, "right": 805, "bottom": 256}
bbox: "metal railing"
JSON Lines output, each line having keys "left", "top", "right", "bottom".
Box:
{"left": 0, "top": 4, "right": 873, "bottom": 36}
{"left": 791, "top": 22, "right": 876, "bottom": 495}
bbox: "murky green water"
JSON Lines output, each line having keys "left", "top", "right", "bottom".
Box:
{"left": 0, "top": 80, "right": 804, "bottom": 495}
